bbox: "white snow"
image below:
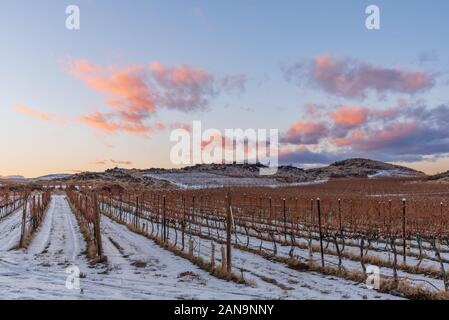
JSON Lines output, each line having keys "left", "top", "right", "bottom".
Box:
{"left": 144, "top": 172, "right": 327, "bottom": 189}
{"left": 368, "top": 169, "right": 419, "bottom": 179}
{"left": 0, "top": 195, "right": 400, "bottom": 299}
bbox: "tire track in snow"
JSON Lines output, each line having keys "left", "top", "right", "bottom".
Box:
{"left": 28, "top": 195, "right": 86, "bottom": 268}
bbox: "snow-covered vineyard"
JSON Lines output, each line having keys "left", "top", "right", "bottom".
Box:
{"left": 0, "top": 193, "right": 400, "bottom": 300}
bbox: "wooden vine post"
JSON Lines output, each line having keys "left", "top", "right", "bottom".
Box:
{"left": 93, "top": 192, "right": 103, "bottom": 257}
{"left": 19, "top": 192, "right": 29, "bottom": 248}
{"left": 283, "top": 198, "right": 287, "bottom": 241}
{"left": 119, "top": 193, "right": 123, "bottom": 221}
{"left": 317, "top": 198, "right": 325, "bottom": 268}
{"left": 162, "top": 195, "right": 166, "bottom": 242}
{"left": 135, "top": 196, "right": 139, "bottom": 228}
{"left": 182, "top": 197, "right": 186, "bottom": 250}
{"left": 269, "top": 197, "right": 272, "bottom": 222}
{"left": 402, "top": 198, "right": 406, "bottom": 265}
{"left": 338, "top": 198, "right": 343, "bottom": 237}
{"left": 226, "top": 191, "right": 232, "bottom": 273}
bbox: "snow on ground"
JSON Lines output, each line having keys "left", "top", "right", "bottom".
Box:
{"left": 149, "top": 222, "right": 401, "bottom": 300}
{"left": 0, "top": 194, "right": 400, "bottom": 299}
{"left": 189, "top": 219, "right": 448, "bottom": 292}
{"left": 368, "top": 169, "right": 419, "bottom": 179}
{"left": 144, "top": 172, "right": 327, "bottom": 189}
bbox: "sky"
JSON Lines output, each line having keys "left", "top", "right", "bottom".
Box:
{"left": 1, "top": 0, "right": 449, "bottom": 177}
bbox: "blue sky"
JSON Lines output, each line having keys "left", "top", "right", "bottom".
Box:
{"left": 1, "top": 0, "right": 448, "bottom": 177}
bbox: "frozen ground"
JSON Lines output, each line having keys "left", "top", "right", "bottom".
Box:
{"left": 144, "top": 172, "right": 327, "bottom": 189}
{"left": 0, "top": 195, "right": 400, "bottom": 299}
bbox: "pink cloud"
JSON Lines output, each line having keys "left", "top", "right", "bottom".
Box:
{"left": 64, "top": 58, "right": 244, "bottom": 136}
{"left": 90, "top": 160, "right": 107, "bottom": 166}
{"left": 149, "top": 61, "right": 216, "bottom": 111}
{"left": 66, "top": 59, "right": 156, "bottom": 125}
{"left": 90, "top": 159, "right": 133, "bottom": 166}
{"left": 282, "top": 120, "right": 329, "bottom": 145}
{"left": 346, "top": 121, "right": 418, "bottom": 152}
{"left": 80, "top": 112, "right": 155, "bottom": 136}
{"left": 329, "top": 106, "right": 369, "bottom": 128}
{"left": 285, "top": 54, "right": 434, "bottom": 99}
{"left": 15, "top": 104, "right": 67, "bottom": 124}
{"left": 110, "top": 159, "right": 133, "bottom": 166}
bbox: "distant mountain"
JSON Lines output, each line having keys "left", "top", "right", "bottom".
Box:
{"left": 428, "top": 171, "right": 449, "bottom": 182}
{"left": 0, "top": 175, "right": 27, "bottom": 182}
{"left": 141, "top": 159, "right": 425, "bottom": 187}
{"left": 0, "top": 174, "right": 73, "bottom": 183}
{"left": 307, "top": 158, "right": 426, "bottom": 179}
{"left": 2, "top": 158, "right": 429, "bottom": 189}
{"left": 148, "top": 163, "right": 309, "bottom": 181}
{"left": 29, "top": 174, "right": 73, "bottom": 182}
{"left": 60, "top": 167, "right": 174, "bottom": 188}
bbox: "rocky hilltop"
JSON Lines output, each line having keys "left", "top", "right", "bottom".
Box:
{"left": 1, "top": 158, "right": 428, "bottom": 189}
{"left": 307, "top": 158, "right": 425, "bottom": 180}
{"left": 428, "top": 171, "right": 449, "bottom": 183}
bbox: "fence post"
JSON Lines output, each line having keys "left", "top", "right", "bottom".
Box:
{"left": 269, "top": 197, "right": 272, "bottom": 222}
{"left": 192, "top": 196, "right": 196, "bottom": 229}
{"left": 135, "top": 196, "right": 139, "bottom": 228}
{"left": 310, "top": 198, "right": 314, "bottom": 224}
{"left": 338, "top": 198, "right": 343, "bottom": 237}
{"left": 317, "top": 198, "right": 325, "bottom": 268}
{"left": 163, "top": 195, "right": 166, "bottom": 242}
{"left": 211, "top": 242, "right": 216, "bottom": 268}
{"left": 402, "top": 198, "right": 407, "bottom": 265}
{"left": 19, "top": 193, "right": 28, "bottom": 248}
{"left": 221, "top": 247, "right": 226, "bottom": 271}
{"left": 189, "top": 239, "right": 194, "bottom": 256}
{"left": 119, "top": 193, "right": 123, "bottom": 221}
{"left": 182, "top": 197, "right": 186, "bottom": 251}
{"left": 283, "top": 198, "right": 287, "bottom": 241}
{"left": 93, "top": 192, "right": 103, "bottom": 257}
{"left": 226, "top": 192, "right": 232, "bottom": 273}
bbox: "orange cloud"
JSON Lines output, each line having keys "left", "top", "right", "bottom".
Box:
{"left": 64, "top": 58, "right": 243, "bottom": 136}
{"left": 332, "top": 129, "right": 365, "bottom": 146}
{"left": 66, "top": 59, "right": 156, "bottom": 120}
{"left": 90, "top": 160, "right": 107, "bottom": 166}
{"left": 282, "top": 120, "right": 329, "bottom": 145}
{"left": 80, "top": 112, "right": 152, "bottom": 136}
{"left": 110, "top": 159, "right": 133, "bottom": 166}
{"left": 89, "top": 159, "right": 133, "bottom": 167}
{"left": 330, "top": 106, "right": 369, "bottom": 128}
{"left": 15, "top": 104, "right": 67, "bottom": 123}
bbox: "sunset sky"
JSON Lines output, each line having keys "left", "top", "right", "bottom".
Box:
{"left": 1, "top": 0, "right": 449, "bottom": 178}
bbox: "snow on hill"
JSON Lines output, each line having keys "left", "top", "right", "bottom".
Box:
{"left": 29, "top": 174, "right": 73, "bottom": 182}
{"left": 367, "top": 169, "right": 422, "bottom": 179}
{"left": 307, "top": 158, "right": 425, "bottom": 180}
{"left": 0, "top": 174, "right": 73, "bottom": 183}
{"left": 428, "top": 171, "right": 449, "bottom": 183}
{"left": 144, "top": 172, "right": 328, "bottom": 189}
{"left": 1, "top": 158, "right": 428, "bottom": 189}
